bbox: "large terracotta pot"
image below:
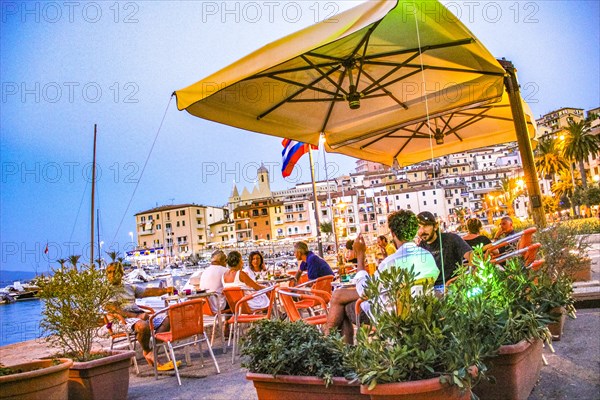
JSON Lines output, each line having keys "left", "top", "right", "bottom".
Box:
{"left": 68, "top": 350, "right": 135, "bottom": 400}
{"left": 473, "top": 338, "right": 543, "bottom": 400}
{"left": 548, "top": 306, "right": 566, "bottom": 341}
{"left": 360, "top": 376, "right": 471, "bottom": 400}
{"left": 246, "top": 372, "right": 368, "bottom": 400}
{"left": 0, "top": 358, "right": 73, "bottom": 400}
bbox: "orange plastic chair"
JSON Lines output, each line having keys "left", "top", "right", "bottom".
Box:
{"left": 150, "top": 299, "right": 220, "bottom": 385}
{"left": 277, "top": 287, "right": 329, "bottom": 327}
{"left": 488, "top": 227, "right": 537, "bottom": 259}
{"left": 491, "top": 243, "right": 542, "bottom": 266}
{"left": 200, "top": 293, "right": 226, "bottom": 352}
{"left": 295, "top": 275, "right": 334, "bottom": 313}
{"left": 223, "top": 286, "right": 277, "bottom": 363}
{"left": 287, "top": 270, "right": 308, "bottom": 285}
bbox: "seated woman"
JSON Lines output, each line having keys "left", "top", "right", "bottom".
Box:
{"left": 462, "top": 218, "right": 492, "bottom": 249}
{"left": 345, "top": 239, "right": 358, "bottom": 264}
{"left": 243, "top": 251, "right": 267, "bottom": 281}
{"left": 222, "top": 251, "right": 269, "bottom": 311}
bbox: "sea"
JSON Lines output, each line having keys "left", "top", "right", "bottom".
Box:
{"left": 0, "top": 298, "right": 44, "bottom": 347}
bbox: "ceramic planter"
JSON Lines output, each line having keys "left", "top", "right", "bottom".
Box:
{"left": 360, "top": 376, "right": 471, "bottom": 400}
{"left": 68, "top": 350, "right": 135, "bottom": 400}
{"left": 473, "top": 338, "right": 543, "bottom": 400}
{"left": 246, "top": 372, "right": 368, "bottom": 400}
{"left": 548, "top": 306, "right": 566, "bottom": 341}
{"left": 0, "top": 358, "right": 73, "bottom": 400}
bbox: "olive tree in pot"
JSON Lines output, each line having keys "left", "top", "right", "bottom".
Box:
{"left": 346, "top": 267, "right": 498, "bottom": 400}
{"left": 241, "top": 319, "right": 367, "bottom": 400}
{"left": 38, "top": 259, "right": 135, "bottom": 400}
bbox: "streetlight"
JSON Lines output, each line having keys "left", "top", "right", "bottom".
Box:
{"left": 128, "top": 232, "right": 134, "bottom": 246}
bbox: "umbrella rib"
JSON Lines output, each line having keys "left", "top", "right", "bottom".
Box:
{"left": 400, "top": 63, "right": 506, "bottom": 76}
{"left": 300, "top": 54, "right": 348, "bottom": 96}
{"left": 360, "top": 69, "right": 409, "bottom": 109}
{"left": 361, "top": 51, "right": 422, "bottom": 94}
{"left": 250, "top": 61, "right": 340, "bottom": 79}
{"left": 360, "top": 121, "right": 427, "bottom": 150}
{"left": 353, "top": 22, "right": 381, "bottom": 89}
{"left": 258, "top": 66, "right": 342, "bottom": 120}
{"left": 361, "top": 38, "right": 476, "bottom": 61}
{"left": 363, "top": 68, "right": 422, "bottom": 96}
{"left": 269, "top": 73, "right": 342, "bottom": 97}
{"left": 320, "top": 66, "right": 348, "bottom": 133}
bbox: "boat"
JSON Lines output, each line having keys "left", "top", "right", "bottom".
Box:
{"left": 0, "top": 281, "right": 40, "bottom": 301}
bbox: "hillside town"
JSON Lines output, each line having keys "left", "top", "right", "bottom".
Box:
{"left": 129, "top": 106, "right": 600, "bottom": 266}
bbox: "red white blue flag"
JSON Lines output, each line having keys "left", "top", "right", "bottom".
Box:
{"left": 281, "top": 139, "right": 317, "bottom": 178}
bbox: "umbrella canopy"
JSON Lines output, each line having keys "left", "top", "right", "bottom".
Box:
{"left": 175, "top": 0, "right": 535, "bottom": 166}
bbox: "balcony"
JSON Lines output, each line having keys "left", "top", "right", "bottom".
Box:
{"left": 139, "top": 229, "right": 154, "bottom": 236}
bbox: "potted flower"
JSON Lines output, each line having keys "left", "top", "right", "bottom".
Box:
{"left": 346, "top": 267, "right": 496, "bottom": 400}
{"left": 0, "top": 358, "right": 73, "bottom": 400}
{"left": 38, "top": 257, "right": 135, "bottom": 400}
{"left": 537, "top": 224, "right": 593, "bottom": 282}
{"left": 241, "top": 319, "right": 367, "bottom": 400}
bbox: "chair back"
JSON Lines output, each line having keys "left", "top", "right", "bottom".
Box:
{"left": 491, "top": 243, "right": 541, "bottom": 266}
{"left": 276, "top": 288, "right": 303, "bottom": 322}
{"left": 287, "top": 270, "right": 308, "bottom": 284}
{"left": 167, "top": 299, "right": 205, "bottom": 341}
{"left": 235, "top": 286, "right": 277, "bottom": 318}
{"left": 223, "top": 286, "right": 253, "bottom": 315}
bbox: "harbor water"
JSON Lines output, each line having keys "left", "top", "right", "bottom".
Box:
{"left": 0, "top": 299, "right": 44, "bottom": 347}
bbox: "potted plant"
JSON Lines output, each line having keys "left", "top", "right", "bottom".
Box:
{"left": 346, "top": 267, "right": 495, "bottom": 400}
{"left": 241, "top": 319, "right": 367, "bottom": 400}
{"left": 38, "top": 257, "right": 135, "bottom": 400}
{"left": 0, "top": 358, "right": 73, "bottom": 400}
{"left": 536, "top": 224, "right": 593, "bottom": 281}
{"left": 454, "top": 249, "right": 554, "bottom": 400}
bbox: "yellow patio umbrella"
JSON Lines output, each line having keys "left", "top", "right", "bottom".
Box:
{"left": 175, "top": 0, "right": 544, "bottom": 225}
{"left": 175, "top": 0, "right": 535, "bottom": 167}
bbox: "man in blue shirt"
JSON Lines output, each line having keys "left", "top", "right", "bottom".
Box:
{"left": 292, "top": 241, "right": 334, "bottom": 282}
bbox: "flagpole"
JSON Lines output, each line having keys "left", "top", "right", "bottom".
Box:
{"left": 320, "top": 134, "right": 338, "bottom": 253}
{"left": 308, "top": 147, "right": 324, "bottom": 258}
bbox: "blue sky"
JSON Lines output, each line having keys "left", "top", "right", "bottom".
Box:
{"left": 1, "top": 1, "right": 599, "bottom": 273}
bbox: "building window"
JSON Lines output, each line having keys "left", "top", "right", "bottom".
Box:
{"left": 156, "top": 214, "right": 160, "bottom": 220}
{"left": 141, "top": 216, "right": 146, "bottom": 222}
{"left": 265, "top": 221, "right": 269, "bottom": 225}
{"left": 253, "top": 222, "right": 257, "bottom": 227}
{"left": 176, "top": 211, "right": 179, "bottom": 217}
{"left": 156, "top": 224, "right": 161, "bottom": 230}
{"left": 176, "top": 221, "right": 180, "bottom": 227}
{"left": 182, "top": 220, "right": 185, "bottom": 226}
{"left": 181, "top": 210, "right": 186, "bottom": 216}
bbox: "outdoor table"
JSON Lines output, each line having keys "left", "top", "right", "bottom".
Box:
{"left": 256, "top": 276, "right": 293, "bottom": 286}
{"left": 161, "top": 290, "right": 215, "bottom": 307}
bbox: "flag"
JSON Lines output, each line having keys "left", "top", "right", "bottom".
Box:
{"left": 44, "top": 243, "right": 49, "bottom": 254}
{"left": 281, "top": 139, "right": 317, "bottom": 178}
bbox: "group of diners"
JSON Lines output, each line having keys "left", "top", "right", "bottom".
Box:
{"left": 103, "top": 239, "right": 336, "bottom": 370}
{"left": 325, "top": 210, "right": 515, "bottom": 344}
{"left": 104, "top": 210, "right": 516, "bottom": 368}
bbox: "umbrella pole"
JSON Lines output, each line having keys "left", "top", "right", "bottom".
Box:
{"left": 499, "top": 59, "right": 547, "bottom": 228}
{"left": 308, "top": 147, "right": 324, "bottom": 258}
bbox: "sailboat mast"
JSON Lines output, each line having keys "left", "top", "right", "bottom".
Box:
{"left": 97, "top": 209, "right": 101, "bottom": 267}
{"left": 90, "top": 124, "right": 97, "bottom": 266}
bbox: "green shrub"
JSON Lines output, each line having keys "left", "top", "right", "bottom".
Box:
{"left": 39, "top": 263, "right": 117, "bottom": 361}
{"left": 560, "top": 218, "right": 600, "bottom": 235}
{"left": 241, "top": 319, "right": 351, "bottom": 386}
{"left": 346, "top": 267, "right": 495, "bottom": 392}
{"left": 536, "top": 223, "right": 593, "bottom": 277}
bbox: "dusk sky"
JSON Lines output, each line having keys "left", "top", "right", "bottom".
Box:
{"left": 1, "top": 1, "right": 599, "bottom": 273}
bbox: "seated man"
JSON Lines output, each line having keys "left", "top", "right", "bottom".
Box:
{"left": 292, "top": 241, "right": 334, "bottom": 284}
{"left": 199, "top": 250, "right": 229, "bottom": 312}
{"left": 105, "top": 262, "right": 171, "bottom": 367}
{"left": 325, "top": 210, "right": 439, "bottom": 344}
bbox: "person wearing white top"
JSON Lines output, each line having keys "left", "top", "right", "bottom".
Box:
{"left": 243, "top": 251, "right": 267, "bottom": 281}
{"left": 324, "top": 210, "right": 439, "bottom": 344}
{"left": 186, "top": 250, "right": 228, "bottom": 312}
{"left": 222, "top": 251, "right": 270, "bottom": 311}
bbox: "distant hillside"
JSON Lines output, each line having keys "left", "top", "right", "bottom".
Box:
{"left": 0, "top": 270, "right": 37, "bottom": 286}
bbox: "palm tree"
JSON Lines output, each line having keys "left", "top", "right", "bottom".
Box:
{"left": 562, "top": 116, "right": 600, "bottom": 189}
{"left": 106, "top": 251, "right": 119, "bottom": 263}
{"left": 497, "top": 177, "right": 524, "bottom": 217}
{"left": 56, "top": 258, "right": 68, "bottom": 268}
{"left": 535, "top": 137, "right": 568, "bottom": 180}
{"left": 68, "top": 255, "right": 81, "bottom": 268}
